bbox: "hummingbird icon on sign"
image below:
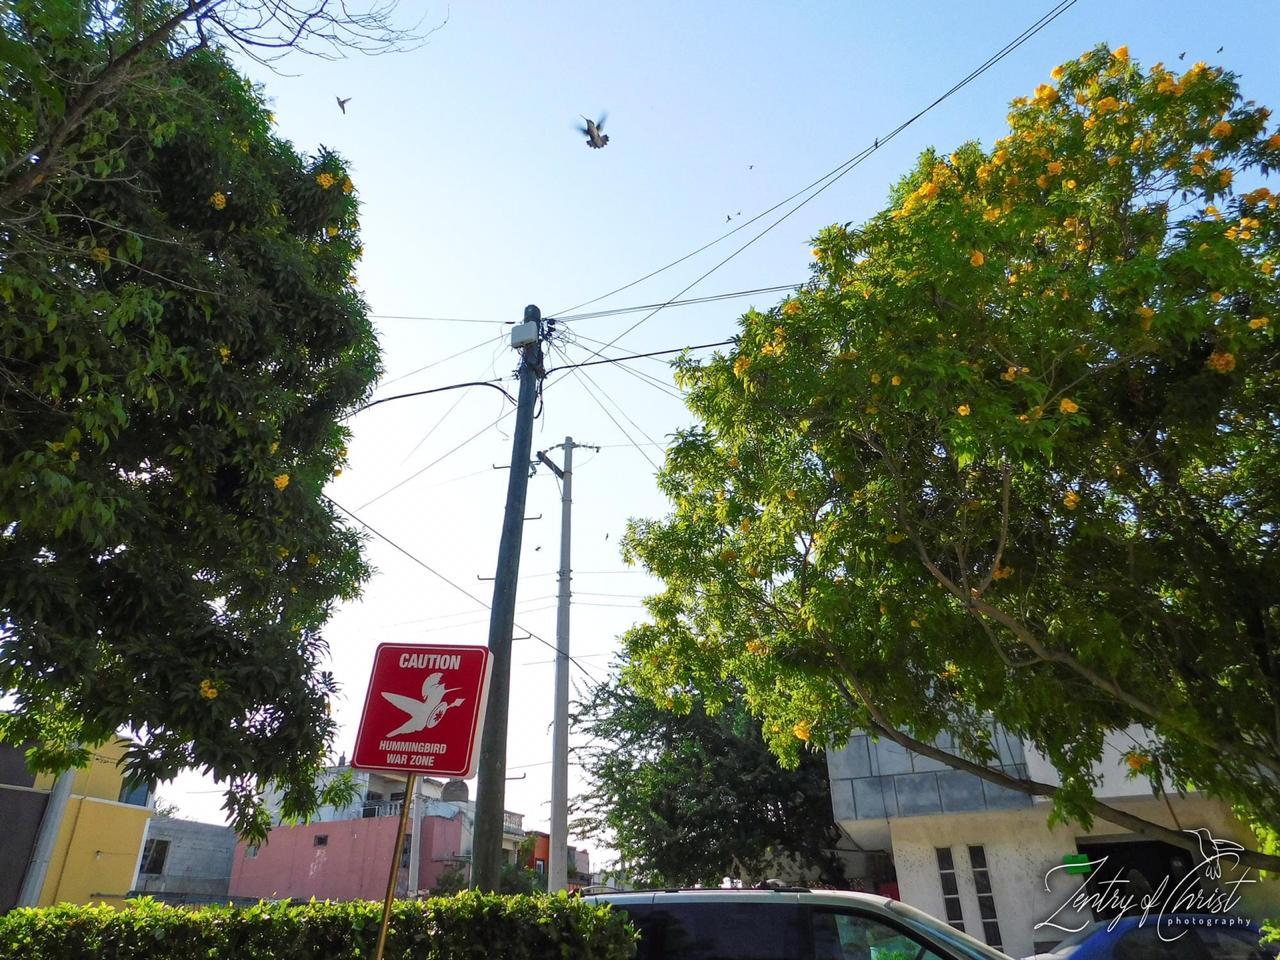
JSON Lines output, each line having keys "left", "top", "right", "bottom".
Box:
{"left": 382, "top": 673, "right": 465, "bottom": 738}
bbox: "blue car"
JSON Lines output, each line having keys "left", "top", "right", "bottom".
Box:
{"left": 1031, "top": 916, "right": 1276, "bottom": 960}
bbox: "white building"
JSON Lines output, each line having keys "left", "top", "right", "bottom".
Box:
{"left": 826, "top": 726, "right": 1277, "bottom": 958}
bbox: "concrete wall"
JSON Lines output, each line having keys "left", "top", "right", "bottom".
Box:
{"left": 887, "top": 795, "right": 1274, "bottom": 960}
{"left": 132, "top": 818, "right": 236, "bottom": 899}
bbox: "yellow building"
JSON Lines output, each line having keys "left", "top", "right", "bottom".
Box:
{"left": 0, "top": 740, "right": 152, "bottom": 907}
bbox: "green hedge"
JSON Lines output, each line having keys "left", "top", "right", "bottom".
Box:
{"left": 0, "top": 893, "right": 638, "bottom": 960}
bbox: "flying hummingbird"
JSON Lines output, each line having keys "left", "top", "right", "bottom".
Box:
{"left": 578, "top": 113, "right": 609, "bottom": 149}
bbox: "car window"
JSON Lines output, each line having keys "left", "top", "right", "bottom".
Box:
{"left": 813, "top": 910, "right": 948, "bottom": 960}
{"left": 1194, "top": 927, "right": 1279, "bottom": 960}
{"left": 641, "top": 902, "right": 807, "bottom": 960}
{"left": 1114, "top": 926, "right": 1209, "bottom": 960}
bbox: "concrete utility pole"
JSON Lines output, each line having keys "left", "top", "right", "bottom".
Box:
{"left": 536, "top": 437, "right": 596, "bottom": 892}
{"left": 407, "top": 776, "right": 421, "bottom": 896}
{"left": 17, "top": 767, "right": 75, "bottom": 906}
{"left": 472, "top": 306, "right": 544, "bottom": 891}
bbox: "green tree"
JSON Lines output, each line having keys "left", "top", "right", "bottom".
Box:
{"left": 0, "top": 5, "right": 381, "bottom": 837}
{"left": 623, "top": 45, "right": 1280, "bottom": 869}
{"left": 574, "top": 669, "right": 850, "bottom": 888}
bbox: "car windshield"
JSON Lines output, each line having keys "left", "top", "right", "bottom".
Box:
{"left": 886, "top": 900, "right": 1014, "bottom": 960}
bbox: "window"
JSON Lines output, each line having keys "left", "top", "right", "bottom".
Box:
{"left": 245, "top": 844, "right": 260, "bottom": 860}
{"left": 644, "top": 902, "right": 806, "bottom": 960}
{"left": 935, "top": 847, "right": 965, "bottom": 932}
{"left": 967, "top": 845, "right": 1002, "bottom": 950}
{"left": 313, "top": 834, "right": 328, "bottom": 847}
{"left": 118, "top": 779, "right": 150, "bottom": 807}
{"left": 535, "top": 859, "right": 546, "bottom": 874}
{"left": 139, "top": 838, "right": 169, "bottom": 875}
{"left": 813, "top": 909, "right": 947, "bottom": 960}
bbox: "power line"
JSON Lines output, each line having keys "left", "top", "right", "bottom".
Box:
{"left": 560, "top": 330, "right": 687, "bottom": 402}
{"left": 549, "top": 343, "right": 663, "bottom": 472}
{"left": 371, "top": 313, "right": 502, "bottom": 325}
{"left": 376, "top": 331, "right": 503, "bottom": 390}
{"left": 552, "top": 283, "right": 805, "bottom": 323}
{"left": 356, "top": 406, "right": 517, "bottom": 510}
{"left": 327, "top": 497, "right": 603, "bottom": 683}
{"left": 565, "top": 0, "right": 1080, "bottom": 362}
{"left": 545, "top": 339, "right": 736, "bottom": 383}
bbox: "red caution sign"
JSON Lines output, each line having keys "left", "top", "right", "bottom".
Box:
{"left": 351, "top": 643, "right": 492, "bottom": 778}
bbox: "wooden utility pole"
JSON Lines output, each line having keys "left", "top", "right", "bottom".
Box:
{"left": 471, "top": 306, "right": 543, "bottom": 891}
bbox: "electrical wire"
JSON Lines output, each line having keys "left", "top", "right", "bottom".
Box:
{"left": 548, "top": 342, "right": 663, "bottom": 471}
{"left": 560, "top": 330, "right": 687, "bottom": 402}
{"left": 552, "top": 283, "right": 805, "bottom": 323}
{"left": 327, "top": 496, "right": 603, "bottom": 683}
{"left": 563, "top": 0, "right": 1080, "bottom": 362}
{"left": 356, "top": 405, "right": 517, "bottom": 510}
{"left": 376, "top": 331, "right": 504, "bottom": 391}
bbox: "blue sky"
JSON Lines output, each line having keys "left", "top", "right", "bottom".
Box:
{"left": 167, "top": 0, "right": 1280, "bottom": 865}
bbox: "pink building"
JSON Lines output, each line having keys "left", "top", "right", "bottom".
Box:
{"left": 229, "top": 808, "right": 466, "bottom": 901}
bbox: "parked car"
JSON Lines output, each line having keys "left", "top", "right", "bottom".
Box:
{"left": 1026, "top": 917, "right": 1276, "bottom": 960}
{"left": 585, "top": 886, "right": 1015, "bottom": 960}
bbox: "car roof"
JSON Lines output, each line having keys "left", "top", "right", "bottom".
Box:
{"left": 584, "top": 889, "right": 896, "bottom": 909}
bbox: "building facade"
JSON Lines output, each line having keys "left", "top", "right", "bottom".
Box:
{"left": 0, "top": 740, "right": 153, "bottom": 909}
{"left": 229, "top": 763, "right": 528, "bottom": 900}
{"left": 827, "top": 726, "right": 1277, "bottom": 958}
{"left": 129, "top": 816, "right": 238, "bottom": 905}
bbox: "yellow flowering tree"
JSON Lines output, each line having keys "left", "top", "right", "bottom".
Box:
{"left": 625, "top": 46, "right": 1280, "bottom": 868}
{"left": 0, "top": 20, "right": 378, "bottom": 838}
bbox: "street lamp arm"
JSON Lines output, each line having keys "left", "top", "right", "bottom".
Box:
{"left": 351, "top": 380, "right": 518, "bottom": 417}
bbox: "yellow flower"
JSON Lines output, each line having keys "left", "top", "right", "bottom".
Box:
{"left": 269, "top": 441, "right": 279, "bottom": 454}
{"left": 785, "top": 489, "right": 797, "bottom": 501}
{"left": 307, "top": 553, "right": 320, "bottom": 566}
{"left": 1127, "top": 753, "right": 1151, "bottom": 772}
{"left": 1267, "top": 133, "right": 1280, "bottom": 151}
{"left": 70, "top": 450, "right": 79, "bottom": 461}
{"left": 277, "top": 546, "right": 289, "bottom": 558}
{"left": 326, "top": 225, "right": 339, "bottom": 238}
{"left": 1094, "top": 96, "right": 1121, "bottom": 114}
{"left": 1219, "top": 169, "right": 1233, "bottom": 187}
{"left": 1036, "top": 174, "right": 1050, "bottom": 189}
{"left": 199, "top": 679, "right": 219, "bottom": 700}
{"left": 218, "top": 345, "right": 231, "bottom": 361}
{"left": 1249, "top": 317, "right": 1269, "bottom": 330}
{"left": 983, "top": 206, "right": 1000, "bottom": 222}
{"left": 957, "top": 404, "right": 971, "bottom": 416}
{"left": 1063, "top": 490, "right": 1081, "bottom": 510}
{"left": 886, "top": 532, "right": 907, "bottom": 544}
{"left": 746, "top": 639, "right": 765, "bottom": 656}
{"left": 1262, "top": 261, "right": 1275, "bottom": 275}
{"left": 1190, "top": 164, "right": 1206, "bottom": 177}
{"left": 1033, "top": 83, "right": 1059, "bottom": 107}
{"left": 1059, "top": 397, "right": 1080, "bottom": 414}
{"left": 793, "top": 721, "right": 812, "bottom": 742}
{"left": 870, "top": 373, "right": 882, "bottom": 385}
{"left": 812, "top": 247, "right": 822, "bottom": 259}
{"left": 342, "top": 177, "right": 354, "bottom": 194}
{"left": 89, "top": 246, "right": 110, "bottom": 265}
{"left": 1046, "top": 160, "right": 1064, "bottom": 175}
{"left": 315, "top": 172, "right": 336, "bottom": 189}
{"left": 916, "top": 181, "right": 940, "bottom": 201}
{"left": 209, "top": 191, "right": 227, "bottom": 210}
{"left": 891, "top": 375, "right": 902, "bottom": 387}
{"left": 1209, "top": 291, "right": 1224, "bottom": 303}
{"left": 1113, "top": 45, "right": 1129, "bottom": 63}
{"left": 719, "top": 547, "right": 738, "bottom": 562}
{"left": 1051, "top": 64, "right": 1065, "bottom": 81}
{"left": 1207, "top": 350, "right": 1236, "bottom": 373}
{"left": 727, "top": 456, "right": 741, "bottom": 469}
{"left": 782, "top": 299, "right": 801, "bottom": 316}
{"left": 1209, "top": 120, "right": 1233, "bottom": 139}
{"left": 992, "top": 564, "right": 1014, "bottom": 581}
{"left": 733, "top": 355, "right": 752, "bottom": 378}
{"left": 273, "top": 474, "right": 290, "bottom": 490}
{"left": 970, "top": 250, "right": 985, "bottom": 268}
{"left": 333, "top": 468, "right": 342, "bottom": 477}
{"left": 1064, "top": 179, "right": 1077, "bottom": 190}
{"left": 1008, "top": 272, "right": 1019, "bottom": 285}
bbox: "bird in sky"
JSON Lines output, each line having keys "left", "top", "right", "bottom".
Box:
{"left": 748, "top": 164, "right": 754, "bottom": 170}
{"left": 336, "top": 96, "right": 351, "bottom": 114}
{"left": 1217, "top": 45, "right": 1224, "bottom": 53}
{"left": 578, "top": 113, "right": 609, "bottom": 149}
{"left": 1178, "top": 51, "right": 1186, "bottom": 59}
{"left": 382, "top": 673, "right": 464, "bottom": 738}
{"left": 725, "top": 214, "right": 732, "bottom": 223}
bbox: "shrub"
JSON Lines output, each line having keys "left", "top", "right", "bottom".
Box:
{"left": 0, "top": 894, "right": 637, "bottom": 960}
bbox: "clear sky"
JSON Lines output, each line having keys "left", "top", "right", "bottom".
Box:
{"left": 165, "top": 0, "right": 1280, "bottom": 868}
